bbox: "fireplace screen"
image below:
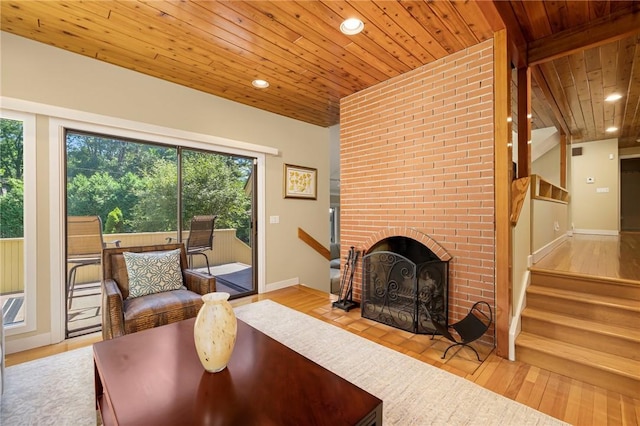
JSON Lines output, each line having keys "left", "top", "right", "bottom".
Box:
{"left": 361, "top": 238, "right": 448, "bottom": 334}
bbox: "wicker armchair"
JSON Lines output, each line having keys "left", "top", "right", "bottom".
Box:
{"left": 101, "top": 243, "right": 215, "bottom": 340}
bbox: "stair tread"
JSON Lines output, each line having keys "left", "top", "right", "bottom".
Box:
{"left": 530, "top": 267, "right": 640, "bottom": 288}
{"left": 517, "top": 332, "right": 640, "bottom": 380}
{"left": 522, "top": 307, "right": 640, "bottom": 341}
{"left": 528, "top": 285, "right": 640, "bottom": 310}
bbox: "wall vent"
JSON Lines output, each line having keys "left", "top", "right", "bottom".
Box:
{"left": 572, "top": 147, "right": 583, "bottom": 156}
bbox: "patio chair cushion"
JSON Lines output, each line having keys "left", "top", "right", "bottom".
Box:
{"left": 123, "top": 249, "right": 184, "bottom": 299}
{"left": 122, "top": 289, "right": 203, "bottom": 334}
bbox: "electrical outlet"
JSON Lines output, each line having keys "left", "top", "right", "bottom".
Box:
{"left": 269, "top": 215, "right": 280, "bottom": 224}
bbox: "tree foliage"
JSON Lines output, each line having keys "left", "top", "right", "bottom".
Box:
{"left": 105, "top": 207, "right": 124, "bottom": 234}
{"left": 182, "top": 151, "right": 252, "bottom": 243}
{"left": 0, "top": 178, "right": 24, "bottom": 238}
{"left": 0, "top": 118, "right": 24, "bottom": 238}
{"left": 1, "top": 118, "right": 23, "bottom": 181}
{"left": 64, "top": 133, "right": 253, "bottom": 242}
{"left": 1, "top": 127, "right": 253, "bottom": 241}
{"left": 130, "top": 159, "right": 178, "bottom": 232}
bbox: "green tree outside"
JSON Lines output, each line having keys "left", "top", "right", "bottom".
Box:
{"left": 65, "top": 133, "right": 253, "bottom": 242}
{"left": 0, "top": 178, "right": 24, "bottom": 238}
{"left": 0, "top": 118, "right": 24, "bottom": 238}
{"left": 104, "top": 207, "right": 124, "bottom": 234}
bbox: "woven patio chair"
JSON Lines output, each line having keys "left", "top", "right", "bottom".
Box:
{"left": 66, "top": 216, "right": 120, "bottom": 309}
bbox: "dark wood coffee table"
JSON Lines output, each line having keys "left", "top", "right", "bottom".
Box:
{"left": 94, "top": 317, "right": 382, "bottom": 425}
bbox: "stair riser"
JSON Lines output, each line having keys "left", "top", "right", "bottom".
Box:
{"left": 521, "top": 316, "right": 640, "bottom": 361}
{"left": 516, "top": 345, "right": 639, "bottom": 398}
{"left": 530, "top": 273, "right": 640, "bottom": 301}
{"left": 526, "top": 294, "right": 637, "bottom": 328}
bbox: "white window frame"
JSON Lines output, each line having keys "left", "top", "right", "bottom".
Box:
{"left": 1, "top": 109, "right": 37, "bottom": 336}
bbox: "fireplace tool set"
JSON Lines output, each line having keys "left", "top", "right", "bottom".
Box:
{"left": 332, "top": 246, "right": 360, "bottom": 312}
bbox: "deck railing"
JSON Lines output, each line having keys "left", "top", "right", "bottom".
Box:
{"left": 0, "top": 238, "right": 24, "bottom": 294}
{"left": 0, "top": 229, "right": 251, "bottom": 293}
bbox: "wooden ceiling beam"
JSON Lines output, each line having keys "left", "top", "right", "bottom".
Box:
{"left": 530, "top": 66, "right": 571, "bottom": 136}
{"left": 528, "top": 5, "right": 640, "bottom": 66}
{"left": 476, "top": 1, "right": 527, "bottom": 68}
{"left": 517, "top": 67, "right": 532, "bottom": 178}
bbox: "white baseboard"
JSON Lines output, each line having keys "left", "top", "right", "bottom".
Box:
{"left": 5, "top": 332, "right": 53, "bottom": 355}
{"left": 509, "top": 270, "right": 530, "bottom": 361}
{"left": 265, "top": 277, "right": 299, "bottom": 293}
{"left": 573, "top": 229, "right": 619, "bottom": 236}
{"left": 532, "top": 234, "right": 568, "bottom": 264}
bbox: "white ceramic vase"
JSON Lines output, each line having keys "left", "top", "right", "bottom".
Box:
{"left": 193, "top": 292, "right": 237, "bottom": 373}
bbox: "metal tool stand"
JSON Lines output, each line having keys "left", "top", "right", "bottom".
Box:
{"left": 332, "top": 246, "right": 360, "bottom": 311}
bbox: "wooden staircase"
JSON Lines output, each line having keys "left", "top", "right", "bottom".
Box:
{"left": 516, "top": 269, "right": 640, "bottom": 398}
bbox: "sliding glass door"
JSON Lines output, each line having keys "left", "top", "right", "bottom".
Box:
{"left": 65, "top": 131, "right": 256, "bottom": 338}
{"left": 181, "top": 149, "right": 255, "bottom": 296}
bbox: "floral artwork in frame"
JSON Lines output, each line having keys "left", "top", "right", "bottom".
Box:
{"left": 284, "top": 164, "right": 317, "bottom": 200}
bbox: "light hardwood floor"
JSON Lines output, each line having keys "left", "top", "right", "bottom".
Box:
{"left": 6, "top": 234, "right": 640, "bottom": 426}
{"left": 532, "top": 232, "right": 640, "bottom": 282}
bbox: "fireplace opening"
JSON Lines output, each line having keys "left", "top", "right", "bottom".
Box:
{"left": 361, "top": 237, "right": 449, "bottom": 334}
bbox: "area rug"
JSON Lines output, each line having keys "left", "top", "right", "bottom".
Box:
{"left": 234, "top": 300, "right": 567, "bottom": 426}
{"left": 1, "top": 300, "right": 568, "bottom": 425}
{"left": 1, "top": 345, "right": 95, "bottom": 425}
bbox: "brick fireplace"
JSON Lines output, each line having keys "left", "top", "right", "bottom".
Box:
{"left": 361, "top": 234, "right": 450, "bottom": 334}
{"left": 340, "top": 39, "right": 496, "bottom": 344}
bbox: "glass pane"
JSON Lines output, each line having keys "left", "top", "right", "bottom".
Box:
{"left": 181, "top": 150, "right": 255, "bottom": 297}
{"left": 1, "top": 118, "right": 25, "bottom": 327}
{"left": 65, "top": 131, "right": 178, "bottom": 337}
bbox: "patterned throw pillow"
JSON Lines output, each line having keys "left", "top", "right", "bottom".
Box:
{"left": 123, "top": 249, "right": 185, "bottom": 299}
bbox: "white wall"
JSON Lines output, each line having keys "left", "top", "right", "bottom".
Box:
{"left": 532, "top": 144, "right": 562, "bottom": 188}
{"left": 570, "top": 139, "right": 619, "bottom": 234}
{"left": 531, "top": 200, "right": 568, "bottom": 254}
{"left": 512, "top": 188, "right": 531, "bottom": 309}
{"left": 1, "top": 32, "right": 331, "bottom": 348}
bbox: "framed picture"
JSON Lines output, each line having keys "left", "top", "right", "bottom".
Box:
{"left": 284, "top": 164, "right": 317, "bottom": 200}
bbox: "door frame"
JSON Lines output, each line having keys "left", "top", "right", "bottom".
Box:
{"left": 620, "top": 154, "right": 640, "bottom": 232}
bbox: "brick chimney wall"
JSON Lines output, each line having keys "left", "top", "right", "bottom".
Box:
{"left": 339, "top": 39, "right": 496, "bottom": 331}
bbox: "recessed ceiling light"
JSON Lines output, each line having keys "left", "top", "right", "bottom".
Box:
{"left": 605, "top": 93, "right": 622, "bottom": 102}
{"left": 252, "top": 79, "right": 269, "bottom": 89}
{"left": 340, "top": 18, "right": 364, "bottom": 35}
{"left": 606, "top": 126, "right": 618, "bottom": 133}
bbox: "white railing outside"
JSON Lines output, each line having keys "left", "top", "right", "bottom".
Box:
{"left": 0, "top": 229, "right": 251, "bottom": 292}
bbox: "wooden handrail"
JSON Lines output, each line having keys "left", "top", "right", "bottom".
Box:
{"left": 511, "top": 177, "right": 530, "bottom": 225}
{"left": 298, "top": 228, "right": 331, "bottom": 260}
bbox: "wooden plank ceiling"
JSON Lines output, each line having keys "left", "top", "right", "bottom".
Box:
{"left": 504, "top": 0, "right": 640, "bottom": 148}
{"left": 1, "top": 1, "right": 639, "bottom": 148}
